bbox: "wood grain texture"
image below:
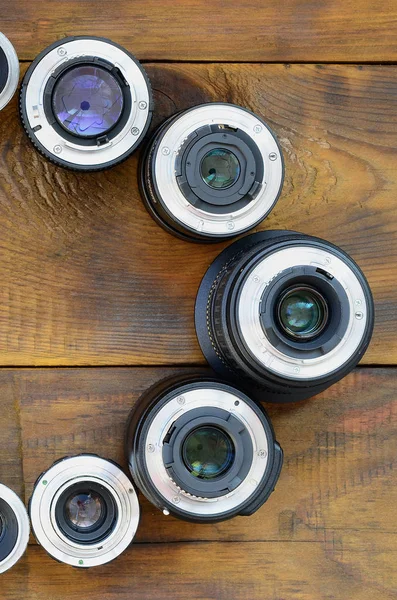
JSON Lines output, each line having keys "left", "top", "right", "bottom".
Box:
{"left": 3, "top": 1, "right": 397, "bottom": 63}
{"left": 0, "top": 63, "right": 396, "bottom": 365}
{"left": 0, "top": 367, "right": 394, "bottom": 599}
{"left": 0, "top": 372, "right": 23, "bottom": 497}
{"left": 1, "top": 540, "right": 396, "bottom": 600}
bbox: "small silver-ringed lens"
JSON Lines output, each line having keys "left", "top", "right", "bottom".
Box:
{"left": 29, "top": 455, "right": 139, "bottom": 568}
{"left": 0, "top": 484, "right": 30, "bottom": 574}
{"left": 0, "top": 33, "right": 19, "bottom": 111}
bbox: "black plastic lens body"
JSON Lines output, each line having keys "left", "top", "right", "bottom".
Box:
{"left": 20, "top": 36, "right": 152, "bottom": 171}
{"left": 140, "top": 103, "right": 284, "bottom": 242}
{"left": 195, "top": 230, "right": 374, "bottom": 403}
{"left": 126, "top": 375, "right": 283, "bottom": 523}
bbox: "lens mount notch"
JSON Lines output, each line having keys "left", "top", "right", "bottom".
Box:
{"left": 195, "top": 230, "right": 374, "bottom": 403}
{"left": 0, "top": 484, "right": 30, "bottom": 574}
{"left": 140, "top": 103, "right": 284, "bottom": 242}
{"left": 19, "top": 35, "right": 153, "bottom": 171}
{"left": 29, "top": 454, "right": 140, "bottom": 568}
{"left": 126, "top": 375, "right": 283, "bottom": 523}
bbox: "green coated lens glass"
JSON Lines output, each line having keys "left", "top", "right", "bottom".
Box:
{"left": 278, "top": 286, "right": 328, "bottom": 339}
{"left": 182, "top": 426, "right": 235, "bottom": 480}
{"left": 200, "top": 148, "right": 240, "bottom": 189}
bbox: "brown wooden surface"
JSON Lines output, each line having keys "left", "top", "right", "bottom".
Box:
{"left": 3, "top": 1, "right": 397, "bottom": 63}
{"left": 1, "top": 4, "right": 396, "bottom": 598}
{"left": 0, "top": 367, "right": 396, "bottom": 599}
{"left": 0, "top": 63, "right": 396, "bottom": 366}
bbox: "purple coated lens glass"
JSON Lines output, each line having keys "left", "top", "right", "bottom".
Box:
{"left": 52, "top": 65, "right": 124, "bottom": 137}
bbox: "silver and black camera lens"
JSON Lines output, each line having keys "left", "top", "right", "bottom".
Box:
{"left": 140, "top": 103, "right": 284, "bottom": 242}
{"left": 0, "top": 484, "right": 29, "bottom": 573}
{"left": 195, "top": 231, "right": 374, "bottom": 403}
{"left": 0, "top": 33, "right": 19, "bottom": 111}
{"left": 126, "top": 376, "right": 283, "bottom": 523}
{"left": 20, "top": 36, "right": 152, "bottom": 171}
{"left": 29, "top": 455, "right": 140, "bottom": 567}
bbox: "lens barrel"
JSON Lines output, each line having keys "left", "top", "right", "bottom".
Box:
{"left": 195, "top": 230, "right": 374, "bottom": 403}
{"left": 140, "top": 103, "right": 284, "bottom": 242}
{"left": 19, "top": 36, "right": 152, "bottom": 171}
{"left": 0, "top": 33, "right": 19, "bottom": 111}
{"left": 126, "top": 375, "right": 283, "bottom": 523}
{"left": 0, "top": 484, "right": 29, "bottom": 573}
{"left": 29, "top": 455, "right": 140, "bottom": 567}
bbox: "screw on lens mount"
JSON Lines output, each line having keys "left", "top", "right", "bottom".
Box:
{"left": 29, "top": 455, "right": 140, "bottom": 567}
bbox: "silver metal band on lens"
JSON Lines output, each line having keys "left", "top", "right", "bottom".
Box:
{"left": 144, "top": 387, "right": 269, "bottom": 517}
{"left": 0, "top": 484, "right": 30, "bottom": 573}
{"left": 238, "top": 245, "right": 369, "bottom": 380}
{"left": 23, "top": 38, "right": 150, "bottom": 168}
{"left": 152, "top": 104, "right": 283, "bottom": 237}
{"left": 0, "top": 33, "right": 19, "bottom": 110}
{"left": 29, "top": 455, "right": 139, "bottom": 567}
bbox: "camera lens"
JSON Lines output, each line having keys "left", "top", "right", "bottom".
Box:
{"left": 277, "top": 286, "right": 328, "bottom": 340}
{"left": 195, "top": 230, "right": 374, "bottom": 403}
{"left": 125, "top": 375, "right": 283, "bottom": 523}
{"left": 140, "top": 103, "right": 284, "bottom": 242}
{"left": 0, "top": 33, "right": 19, "bottom": 111}
{"left": 29, "top": 455, "right": 140, "bottom": 567}
{"left": 20, "top": 36, "right": 152, "bottom": 171}
{"left": 0, "top": 484, "right": 30, "bottom": 573}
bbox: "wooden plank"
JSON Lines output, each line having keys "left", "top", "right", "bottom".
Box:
{"left": 1, "top": 538, "right": 396, "bottom": 600}
{"left": 16, "top": 367, "right": 397, "bottom": 553}
{"left": 0, "top": 63, "right": 396, "bottom": 365}
{"left": 0, "top": 372, "right": 24, "bottom": 497}
{"left": 2, "top": 1, "right": 397, "bottom": 63}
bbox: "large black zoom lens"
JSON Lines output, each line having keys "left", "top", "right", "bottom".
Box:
{"left": 126, "top": 376, "right": 283, "bottom": 523}
{"left": 195, "top": 231, "right": 374, "bottom": 403}
{"left": 140, "top": 103, "right": 284, "bottom": 242}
